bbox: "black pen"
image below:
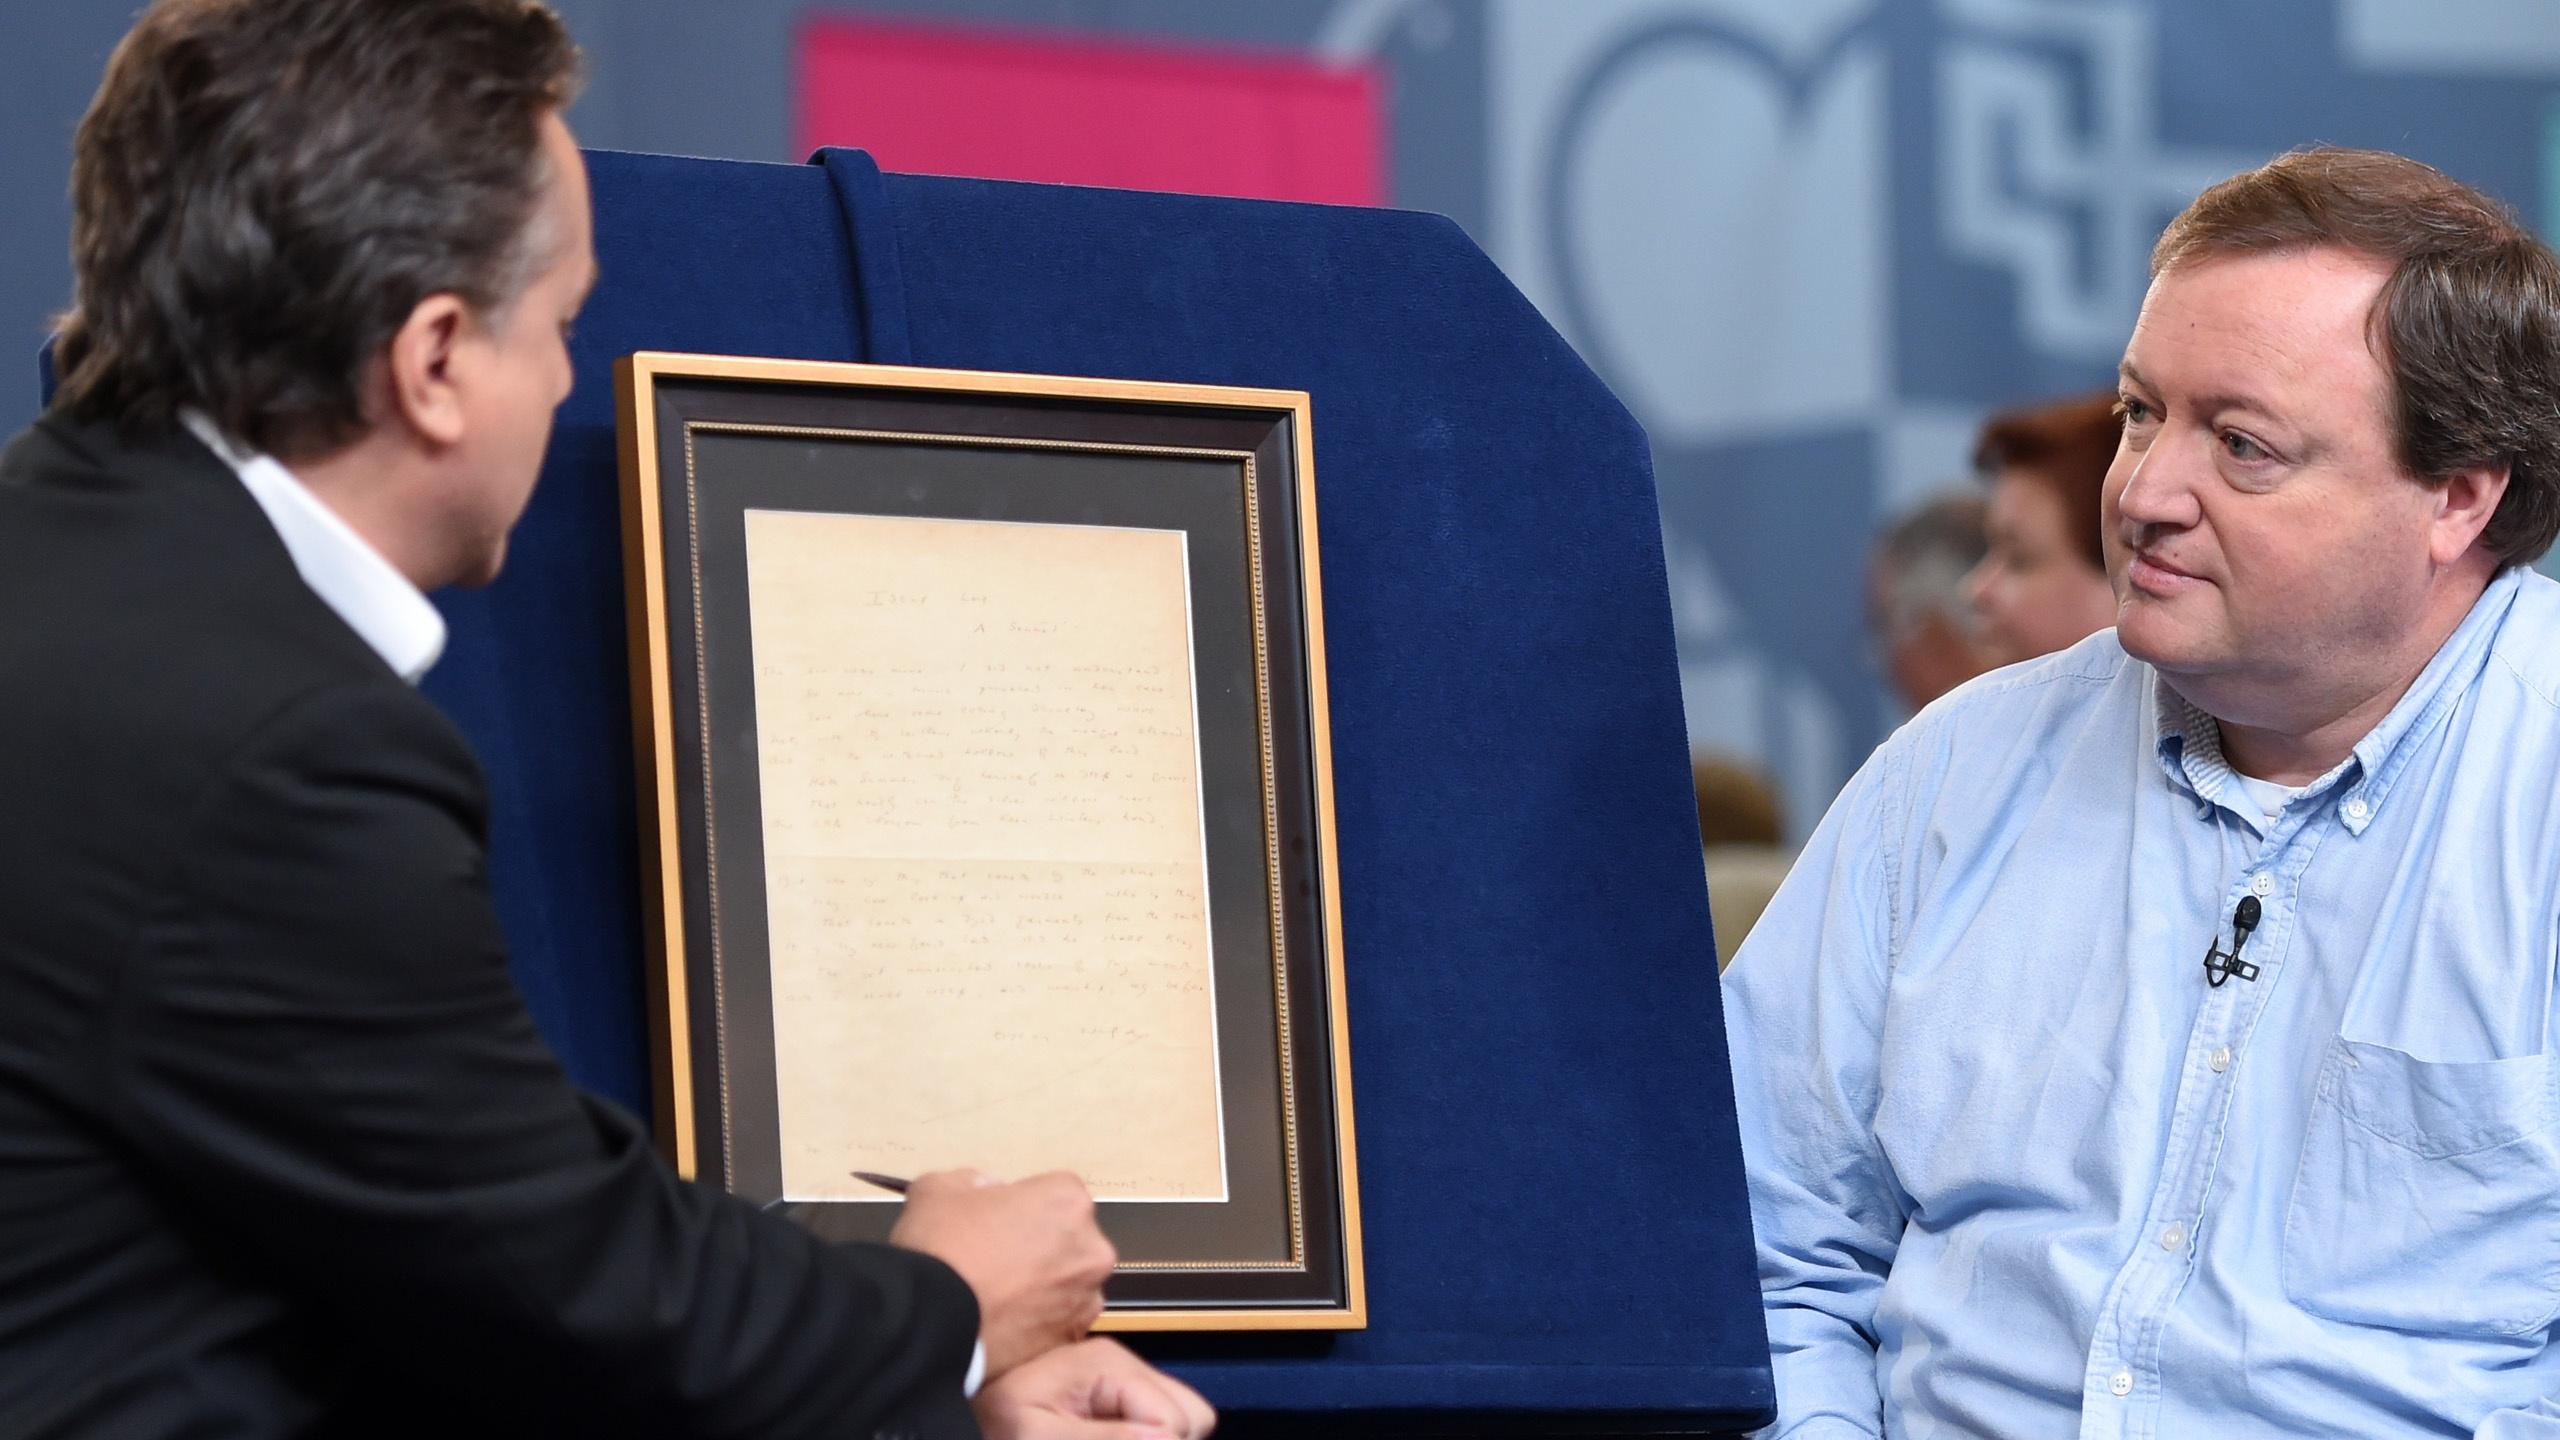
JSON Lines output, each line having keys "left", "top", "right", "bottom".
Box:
{"left": 851, "top": 1169, "right": 912, "bottom": 1194}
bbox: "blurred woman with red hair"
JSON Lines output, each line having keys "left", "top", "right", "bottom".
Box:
{"left": 1964, "top": 391, "right": 2123, "bottom": 664}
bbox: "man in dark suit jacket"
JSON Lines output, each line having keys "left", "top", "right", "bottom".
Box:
{"left": 0, "top": 4, "right": 1212, "bottom": 1439}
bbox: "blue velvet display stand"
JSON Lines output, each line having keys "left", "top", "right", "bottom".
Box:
{"left": 44, "top": 148, "right": 1773, "bottom": 1435}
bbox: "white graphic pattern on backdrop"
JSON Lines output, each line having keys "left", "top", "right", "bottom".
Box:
{"left": 1937, "top": 0, "right": 2254, "bottom": 359}
{"left": 1490, "top": 0, "right": 1888, "bottom": 444}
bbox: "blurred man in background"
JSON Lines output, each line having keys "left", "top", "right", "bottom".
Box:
{"left": 1728, "top": 147, "right": 2560, "bottom": 1436}
{"left": 1966, "top": 391, "right": 2123, "bottom": 666}
{"left": 0, "top": 3, "right": 1209, "bottom": 1437}
{"left": 1864, "top": 493, "right": 1996, "bottom": 712}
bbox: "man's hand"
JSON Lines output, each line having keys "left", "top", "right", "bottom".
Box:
{"left": 972, "top": 1338, "right": 1216, "bottom": 1440}
{"left": 888, "top": 1169, "right": 1115, "bottom": 1378}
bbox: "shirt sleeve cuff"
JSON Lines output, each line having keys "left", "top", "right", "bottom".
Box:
{"left": 963, "top": 1339, "right": 987, "bottom": 1398}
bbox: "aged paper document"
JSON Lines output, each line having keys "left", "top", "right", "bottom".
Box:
{"left": 743, "top": 508, "right": 1227, "bottom": 1201}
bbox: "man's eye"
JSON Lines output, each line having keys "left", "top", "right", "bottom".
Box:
{"left": 2115, "top": 395, "right": 2152, "bottom": 425}
{"left": 2221, "top": 430, "right": 2267, "bottom": 462}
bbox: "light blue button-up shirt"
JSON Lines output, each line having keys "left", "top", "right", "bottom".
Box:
{"left": 1725, "top": 566, "right": 2560, "bottom": 1439}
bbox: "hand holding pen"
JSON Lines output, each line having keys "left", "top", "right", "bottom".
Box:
{"left": 883, "top": 1168, "right": 1118, "bottom": 1381}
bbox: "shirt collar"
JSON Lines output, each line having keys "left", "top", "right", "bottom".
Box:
{"left": 180, "top": 411, "right": 446, "bottom": 684}
{"left": 2152, "top": 566, "right": 2525, "bottom": 835}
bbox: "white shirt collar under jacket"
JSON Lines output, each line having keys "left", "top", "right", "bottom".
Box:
{"left": 180, "top": 411, "right": 446, "bottom": 684}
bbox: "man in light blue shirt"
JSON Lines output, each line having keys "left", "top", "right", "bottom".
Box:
{"left": 1724, "top": 147, "right": 2560, "bottom": 1438}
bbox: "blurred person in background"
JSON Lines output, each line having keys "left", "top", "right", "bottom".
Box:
{"left": 1866, "top": 493, "right": 1997, "bottom": 712}
{"left": 1693, "top": 752, "right": 1790, "bottom": 964}
{"left": 1966, "top": 391, "right": 2123, "bottom": 664}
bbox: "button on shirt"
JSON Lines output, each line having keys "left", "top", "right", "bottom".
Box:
{"left": 1725, "top": 568, "right": 2560, "bottom": 1439}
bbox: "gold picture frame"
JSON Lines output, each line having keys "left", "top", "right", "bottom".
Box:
{"left": 615, "top": 352, "right": 1363, "bottom": 1330}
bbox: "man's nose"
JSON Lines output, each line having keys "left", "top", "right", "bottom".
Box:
{"left": 2112, "top": 439, "right": 2202, "bottom": 537}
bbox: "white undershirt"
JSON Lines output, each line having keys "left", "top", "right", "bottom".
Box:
{"left": 179, "top": 411, "right": 446, "bottom": 684}
{"left": 2229, "top": 771, "right": 2311, "bottom": 828}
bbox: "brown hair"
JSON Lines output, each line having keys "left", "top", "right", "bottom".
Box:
{"left": 53, "top": 0, "right": 581, "bottom": 459}
{"left": 1693, "top": 753, "right": 1783, "bottom": 849}
{"left": 2152, "top": 146, "right": 2560, "bottom": 567}
{"left": 1972, "top": 391, "right": 2119, "bottom": 572}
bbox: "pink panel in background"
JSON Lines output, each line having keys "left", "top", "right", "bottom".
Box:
{"left": 797, "top": 15, "right": 1386, "bottom": 206}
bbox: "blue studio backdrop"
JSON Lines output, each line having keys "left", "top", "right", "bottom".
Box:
{"left": 47, "top": 150, "right": 1773, "bottom": 1430}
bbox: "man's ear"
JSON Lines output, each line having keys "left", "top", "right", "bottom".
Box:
{"left": 383, "top": 292, "right": 472, "bottom": 448}
{"left": 2429, "top": 463, "right": 2510, "bottom": 569}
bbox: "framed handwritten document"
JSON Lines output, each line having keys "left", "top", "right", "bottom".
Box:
{"left": 615, "top": 352, "right": 1363, "bottom": 1329}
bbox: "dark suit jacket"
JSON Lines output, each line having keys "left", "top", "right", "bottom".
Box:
{"left": 0, "top": 415, "right": 982, "bottom": 1440}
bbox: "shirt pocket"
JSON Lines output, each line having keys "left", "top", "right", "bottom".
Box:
{"left": 2282, "top": 1037, "right": 2560, "bottom": 1338}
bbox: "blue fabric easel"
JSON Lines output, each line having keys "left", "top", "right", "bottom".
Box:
{"left": 46, "top": 147, "right": 1774, "bottom": 1431}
